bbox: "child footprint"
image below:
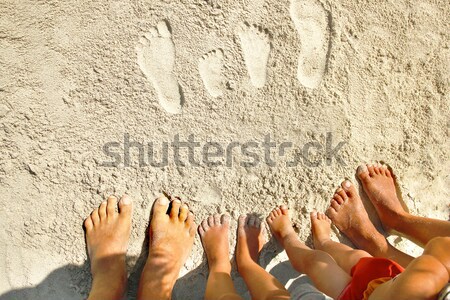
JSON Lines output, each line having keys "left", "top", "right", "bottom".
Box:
{"left": 199, "top": 49, "right": 225, "bottom": 98}
{"left": 136, "top": 20, "right": 184, "bottom": 114}
{"left": 290, "top": 0, "right": 330, "bottom": 89}
{"left": 238, "top": 23, "right": 271, "bottom": 88}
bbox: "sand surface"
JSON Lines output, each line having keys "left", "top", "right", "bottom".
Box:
{"left": 0, "top": 0, "right": 449, "bottom": 299}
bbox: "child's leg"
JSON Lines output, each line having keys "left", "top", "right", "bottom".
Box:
{"left": 267, "top": 205, "right": 351, "bottom": 299}
{"left": 369, "top": 237, "right": 450, "bottom": 300}
{"left": 311, "top": 211, "right": 371, "bottom": 274}
{"left": 199, "top": 214, "right": 243, "bottom": 300}
{"left": 326, "top": 180, "right": 414, "bottom": 268}
{"left": 357, "top": 164, "right": 450, "bottom": 247}
{"left": 236, "top": 215, "right": 290, "bottom": 300}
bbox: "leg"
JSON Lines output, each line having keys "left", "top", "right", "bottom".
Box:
{"left": 311, "top": 211, "right": 371, "bottom": 274}
{"left": 236, "top": 215, "right": 290, "bottom": 300}
{"left": 369, "top": 237, "right": 450, "bottom": 300}
{"left": 326, "top": 180, "right": 414, "bottom": 268}
{"left": 199, "top": 214, "right": 243, "bottom": 300}
{"left": 267, "top": 205, "right": 351, "bottom": 300}
{"left": 357, "top": 163, "right": 450, "bottom": 247}
{"left": 137, "top": 197, "right": 196, "bottom": 300}
{"left": 84, "top": 195, "right": 133, "bottom": 300}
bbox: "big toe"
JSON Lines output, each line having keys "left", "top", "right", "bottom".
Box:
{"left": 280, "top": 204, "right": 289, "bottom": 215}
{"left": 118, "top": 195, "right": 133, "bottom": 217}
{"left": 342, "top": 180, "right": 358, "bottom": 197}
{"left": 153, "top": 196, "right": 170, "bottom": 217}
{"left": 357, "top": 164, "right": 370, "bottom": 181}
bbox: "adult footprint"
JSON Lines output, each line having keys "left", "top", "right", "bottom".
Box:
{"left": 290, "top": 0, "right": 330, "bottom": 89}
{"left": 238, "top": 23, "right": 271, "bottom": 88}
{"left": 136, "top": 20, "right": 183, "bottom": 114}
{"left": 199, "top": 49, "right": 224, "bottom": 97}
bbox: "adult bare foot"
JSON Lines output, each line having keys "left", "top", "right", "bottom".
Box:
{"left": 266, "top": 205, "right": 297, "bottom": 247}
{"left": 310, "top": 211, "right": 332, "bottom": 249}
{"left": 236, "top": 215, "right": 266, "bottom": 269}
{"left": 357, "top": 163, "right": 407, "bottom": 230}
{"left": 84, "top": 195, "right": 133, "bottom": 300}
{"left": 325, "top": 180, "right": 389, "bottom": 255}
{"left": 137, "top": 196, "right": 196, "bottom": 300}
{"left": 199, "top": 214, "right": 232, "bottom": 272}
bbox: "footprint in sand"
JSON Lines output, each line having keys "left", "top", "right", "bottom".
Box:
{"left": 199, "top": 49, "right": 224, "bottom": 97}
{"left": 238, "top": 23, "right": 271, "bottom": 88}
{"left": 290, "top": 0, "right": 330, "bottom": 89}
{"left": 136, "top": 20, "right": 183, "bottom": 114}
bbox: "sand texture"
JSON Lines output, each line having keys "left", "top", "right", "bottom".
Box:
{"left": 0, "top": 0, "right": 449, "bottom": 299}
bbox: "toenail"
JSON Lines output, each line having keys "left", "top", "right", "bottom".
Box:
{"left": 158, "top": 197, "right": 169, "bottom": 205}
{"left": 173, "top": 199, "right": 181, "bottom": 204}
{"left": 344, "top": 181, "right": 351, "bottom": 188}
{"left": 122, "top": 195, "right": 131, "bottom": 204}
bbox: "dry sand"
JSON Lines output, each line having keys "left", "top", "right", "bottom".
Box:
{"left": 0, "top": 0, "right": 449, "bottom": 299}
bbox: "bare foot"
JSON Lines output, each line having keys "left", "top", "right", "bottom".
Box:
{"left": 84, "top": 195, "right": 133, "bottom": 300}
{"left": 310, "top": 211, "right": 332, "bottom": 248}
{"left": 137, "top": 196, "right": 196, "bottom": 300}
{"left": 236, "top": 215, "right": 266, "bottom": 269}
{"left": 199, "top": 214, "right": 232, "bottom": 272}
{"left": 357, "top": 163, "right": 407, "bottom": 230}
{"left": 266, "top": 205, "right": 297, "bottom": 247}
{"left": 325, "top": 180, "right": 388, "bottom": 254}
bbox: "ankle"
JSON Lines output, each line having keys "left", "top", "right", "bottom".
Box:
{"left": 279, "top": 231, "right": 298, "bottom": 247}
{"left": 209, "top": 260, "right": 232, "bottom": 273}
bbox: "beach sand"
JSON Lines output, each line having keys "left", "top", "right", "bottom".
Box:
{"left": 0, "top": 0, "right": 448, "bottom": 299}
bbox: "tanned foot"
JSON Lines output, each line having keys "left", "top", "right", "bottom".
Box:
{"left": 326, "top": 180, "right": 387, "bottom": 254}
{"left": 137, "top": 196, "right": 196, "bottom": 300}
{"left": 266, "top": 205, "right": 297, "bottom": 247}
{"left": 199, "top": 214, "right": 232, "bottom": 272}
{"left": 310, "top": 211, "right": 332, "bottom": 249}
{"left": 84, "top": 195, "right": 133, "bottom": 300}
{"left": 236, "top": 215, "right": 266, "bottom": 270}
{"left": 357, "top": 163, "right": 407, "bottom": 230}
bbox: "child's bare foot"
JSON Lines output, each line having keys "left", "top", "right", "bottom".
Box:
{"left": 326, "top": 180, "right": 388, "bottom": 254}
{"left": 84, "top": 195, "right": 133, "bottom": 300}
{"left": 199, "top": 214, "right": 232, "bottom": 272}
{"left": 236, "top": 215, "right": 266, "bottom": 269}
{"left": 266, "top": 205, "right": 297, "bottom": 247}
{"left": 357, "top": 163, "right": 407, "bottom": 230}
{"left": 310, "top": 211, "right": 332, "bottom": 248}
{"left": 137, "top": 196, "right": 196, "bottom": 300}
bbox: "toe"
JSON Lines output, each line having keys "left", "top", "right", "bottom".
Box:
{"left": 187, "top": 212, "right": 195, "bottom": 227}
{"left": 373, "top": 164, "right": 381, "bottom": 174}
{"left": 106, "top": 196, "right": 117, "bottom": 216}
{"left": 275, "top": 208, "right": 281, "bottom": 216}
{"left": 310, "top": 211, "right": 318, "bottom": 220}
{"left": 99, "top": 201, "right": 107, "bottom": 220}
{"left": 201, "top": 219, "right": 209, "bottom": 231}
{"left": 326, "top": 207, "right": 337, "bottom": 219}
{"left": 255, "top": 218, "right": 261, "bottom": 228}
{"left": 248, "top": 215, "right": 256, "bottom": 227}
{"left": 336, "top": 188, "right": 348, "bottom": 201}
{"left": 367, "top": 164, "right": 376, "bottom": 176}
{"left": 385, "top": 167, "right": 393, "bottom": 177}
{"left": 169, "top": 199, "right": 182, "bottom": 219}
{"left": 153, "top": 196, "right": 170, "bottom": 216}
{"left": 214, "top": 214, "right": 221, "bottom": 226}
{"left": 266, "top": 216, "right": 273, "bottom": 224}
{"left": 208, "top": 215, "right": 215, "bottom": 227}
{"left": 331, "top": 200, "right": 340, "bottom": 211}
{"left": 342, "top": 180, "right": 357, "bottom": 197}
{"left": 280, "top": 204, "right": 289, "bottom": 215}
{"left": 91, "top": 208, "right": 100, "bottom": 225}
{"left": 238, "top": 215, "right": 246, "bottom": 228}
{"left": 221, "top": 214, "right": 230, "bottom": 225}
{"left": 84, "top": 217, "right": 93, "bottom": 231}
{"left": 198, "top": 225, "right": 205, "bottom": 236}
{"left": 189, "top": 220, "right": 197, "bottom": 236}
{"left": 357, "top": 164, "right": 370, "bottom": 182}
{"left": 118, "top": 195, "right": 133, "bottom": 216}
{"left": 269, "top": 211, "right": 275, "bottom": 219}
{"left": 179, "top": 204, "right": 189, "bottom": 222}
{"left": 333, "top": 194, "right": 344, "bottom": 204}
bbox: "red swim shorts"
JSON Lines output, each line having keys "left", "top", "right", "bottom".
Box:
{"left": 337, "top": 257, "right": 405, "bottom": 300}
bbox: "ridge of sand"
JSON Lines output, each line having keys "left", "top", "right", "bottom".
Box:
{"left": 136, "top": 20, "right": 184, "bottom": 114}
